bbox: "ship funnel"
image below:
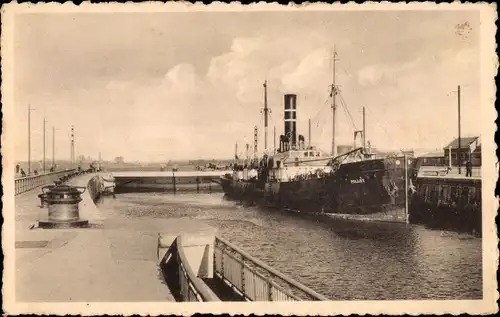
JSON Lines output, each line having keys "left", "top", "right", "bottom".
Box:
{"left": 284, "top": 94, "right": 297, "bottom": 148}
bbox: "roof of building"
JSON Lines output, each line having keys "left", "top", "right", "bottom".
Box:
{"left": 444, "top": 136, "right": 479, "bottom": 149}
{"left": 421, "top": 151, "right": 444, "bottom": 158}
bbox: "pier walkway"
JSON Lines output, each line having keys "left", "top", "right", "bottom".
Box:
{"left": 418, "top": 166, "right": 481, "bottom": 179}
{"left": 15, "top": 173, "right": 328, "bottom": 303}
{"left": 16, "top": 174, "right": 177, "bottom": 302}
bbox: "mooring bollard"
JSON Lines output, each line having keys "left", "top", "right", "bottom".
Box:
{"left": 38, "top": 182, "right": 89, "bottom": 229}
{"left": 37, "top": 181, "right": 59, "bottom": 208}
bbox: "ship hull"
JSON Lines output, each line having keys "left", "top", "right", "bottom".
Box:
{"left": 220, "top": 177, "right": 261, "bottom": 202}
{"left": 322, "top": 157, "right": 410, "bottom": 215}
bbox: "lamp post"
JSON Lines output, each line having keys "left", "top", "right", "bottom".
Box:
{"left": 70, "top": 125, "right": 75, "bottom": 167}
{"left": 43, "top": 118, "right": 46, "bottom": 173}
{"left": 27, "top": 104, "right": 34, "bottom": 175}
{"left": 457, "top": 85, "right": 462, "bottom": 174}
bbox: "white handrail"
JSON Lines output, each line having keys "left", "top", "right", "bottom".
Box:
{"left": 214, "top": 236, "right": 329, "bottom": 301}
{"left": 14, "top": 169, "right": 78, "bottom": 195}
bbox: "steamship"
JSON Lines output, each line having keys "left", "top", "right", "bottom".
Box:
{"left": 221, "top": 50, "right": 414, "bottom": 222}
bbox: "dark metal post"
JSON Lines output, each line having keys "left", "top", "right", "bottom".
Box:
{"left": 43, "top": 118, "right": 46, "bottom": 173}
{"left": 28, "top": 104, "right": 32, "bottom": 175}
{"left": 458, "top": 85, "right": 461, "bottom": 174}
{"left": 234, "top": 143, "right": 238, "bottom": 163}
{"left": 172, "top": 170, "right": 176, "bottom": 194}
{"left": 71, "top": 125, "right": 75, "bottom": 167}
{"left": 268, "top": 280, "right": 273, "bottom": 301}
{"left": 331, "top": 48, "right": 339, "bottom": 157}
{"left": 254, "top": 126, "right": 258, "bottom": 155}
{"left": 404, "top": 154, "right": 409, "bottom": 223}
{"left": 52, "top": 125, "right": 55, "bottom": 168}
{"left": 240, "top": 255, "right": 246, "bottom": 297}
{"left": 308, "top": 118, "right": 311, "bottom": 148}
{"left": 273, "top": 126, "right": 276, "bottom": 153}
{"left": 263, "top": 81, "right": 269, "bottom": 149}
{"left": 220, "top": 244, "right": 225, "bottom": 280}
{"left": 362, "top": 107, "right": 366, "bottom": 150}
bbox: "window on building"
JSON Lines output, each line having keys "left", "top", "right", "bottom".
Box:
{"left": 450, "top": 186, "right": 459, "bottom": 202}
{"left": 440, "top": 186, "right": 449, "bottom": 204}
{"left": 429, "top": 185, "right": 439, "bottom": 204}
{"left": 419, "top": 184, "right": 427, "bottom": 197}
{"left": 475, "top": 187, "right": 481, "bottom": 204}
{"left": 461, "top": 187, "right": 470, "bottom": 205}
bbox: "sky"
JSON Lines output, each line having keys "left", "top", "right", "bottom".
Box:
{"left": 13, "top": 10, "right": 481, "bottom": 162}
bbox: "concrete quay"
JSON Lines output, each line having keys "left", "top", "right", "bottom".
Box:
{"left": 15, "top": 173, "right": 215, "bottom": 302}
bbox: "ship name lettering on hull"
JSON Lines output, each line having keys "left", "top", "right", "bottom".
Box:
{"left": 350, "top": 178, "right": 366, "bottom": 184}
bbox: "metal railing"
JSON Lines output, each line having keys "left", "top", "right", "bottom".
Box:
{"left": 214, "top": 236, "right": 329, "bottom": 301}
{"left": 14, "top": 169, "right": 78, "bottom": 195}
{"left": 176, "top": 236, "right": 220, "bottom": 302}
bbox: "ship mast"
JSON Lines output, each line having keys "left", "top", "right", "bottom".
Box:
{"left": 253, "top": 126, "right": 258, "bottom": 157}
{"left": 362, "top": 106, "right": 366, "bottom": 150}
{"left": 263, "top": 81, "right": 269, "bottom": 150}
{"left": 331, "top": 48, "right": 339, "bottom": 157}
{"left": 308, "top": 118, "right": 312, "bottom": 148}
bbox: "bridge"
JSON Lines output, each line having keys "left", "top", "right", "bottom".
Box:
{"left": 13, "top": 171, "right": 327, "bottom": 303}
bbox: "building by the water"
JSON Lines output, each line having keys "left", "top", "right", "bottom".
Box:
{"left": 410, "top": 135, "right": 482, "bottom": 235}
{"left": 443, "top": 136, "right": 481, "bottom": 167}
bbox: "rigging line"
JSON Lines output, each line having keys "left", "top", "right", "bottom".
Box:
{"left": 311, "top": 94, "right": 331, "bottom": 128}
{"left": 311, "top": 87, "right": 330, "bottom": 128}
{"left": 309, "top": 91, "right": 332, "bottom": 127}
{"left": 338, "top": 99, "right": 356, "bottom": 131}
{"left": 340, "top": 101, "right": 357, "bottom": 131}
{"left": 268, "top": 112, "right": 281, "bottom": 144}
{"left": 340, "top": 95, "right": 357, "bottom": 129}
{"left": 338, "top": 92, "right": 358, "bottom": 130}
{"left": 341, "top": 66, "right": 354, "bottom": 79}
{"left": 339, "top": 99, "right": 355, "bottom": 131}
{"left": 268, "top": 112, "right": 275, "bottom": 130}
{"left": 255, "top": 114, "right": 264, "bottom": 147}
{"left": 313, "top": 99, "right": 330, "bottom": 130}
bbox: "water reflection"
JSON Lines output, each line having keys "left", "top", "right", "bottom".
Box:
{"left": 96, "top": 192, "right": 482, "bottom": 300}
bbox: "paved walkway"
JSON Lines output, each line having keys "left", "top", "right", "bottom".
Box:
{"left": 418, "top": 166, "right": 481, "bottom": 179}
{"left": 15, "top": 174, "right": 185, "bottom": 302}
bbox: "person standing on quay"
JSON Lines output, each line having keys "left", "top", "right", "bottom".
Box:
{"left": 466, "top": 159, "right": 473, "bottom": 177}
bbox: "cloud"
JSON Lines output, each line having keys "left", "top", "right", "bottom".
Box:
{"left": 357, "top": 65, "right": 385, "bottom": 87}
{"left": 282, "top": 48, "right": 331, "bottom": 92}
{"left": 84, "top": 35, "right": 342, "bottom": 160}
{"left": 13, "top": 11, "right": 481, "bottom": 161}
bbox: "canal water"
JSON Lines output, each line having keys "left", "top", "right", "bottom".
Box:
{"left": 96, "top": 192, "right": 482, "bottom": 300}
